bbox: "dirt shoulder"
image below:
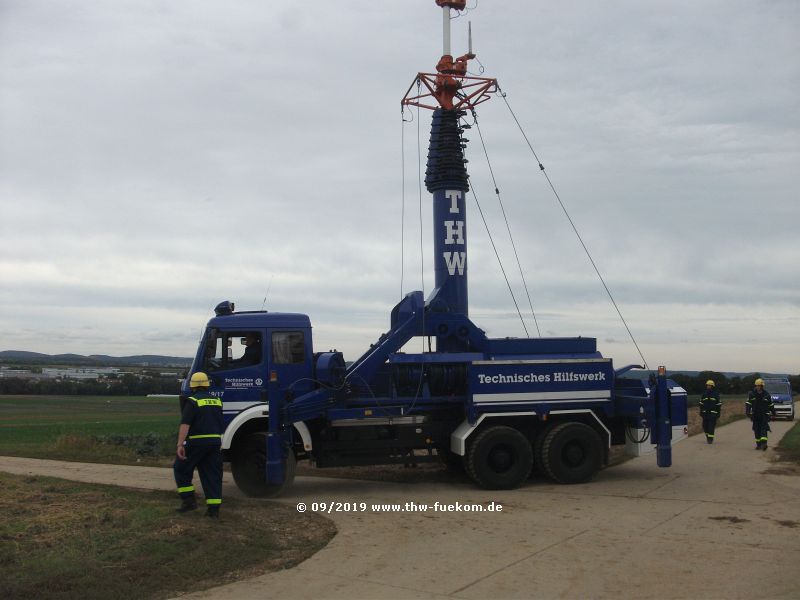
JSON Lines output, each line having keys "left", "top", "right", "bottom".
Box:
{"left": 0, "top": 471, "right": 335, "bottom": 600}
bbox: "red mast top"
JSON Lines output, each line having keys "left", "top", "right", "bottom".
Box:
{"left": 403, "top": 0, "right": 497, "bottom": 111}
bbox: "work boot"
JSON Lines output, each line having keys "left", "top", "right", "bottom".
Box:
{"left": 205, "top": 505, "right": 220, "bottom": 519}
{"left": 176, "top": 496, "right": 198, "bottom": 513}
{"left": 706, "top": 437, "right": 712, "bottom": 444}
{"left": 762, "top": 443, "right": 768, "bottom": 451}
{"left": 755, "top": 442, "right": 762, "bottom": 450}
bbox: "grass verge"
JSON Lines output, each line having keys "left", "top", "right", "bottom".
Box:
{"left": 774, "top": 420, "right": 800, "bottom": 465}
{"left": 0, "top": 472, "right": 336, "bottom": 600}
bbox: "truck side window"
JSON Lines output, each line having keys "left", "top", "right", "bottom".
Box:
{"left": 272, "top": 331, "right": 305, "bottom": 364}
{"left": 206, "top": 331, "right": 263, "bottom": 370}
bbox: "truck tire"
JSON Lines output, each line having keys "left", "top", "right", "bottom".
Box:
{"left": 541, "top": 422, "right": 603, "bottom": 484}
{"left": 231, "top": 432, "right": 296, "bottom": 498}
{"left": 466, "top": 425, "right": 532, "bottom": 490}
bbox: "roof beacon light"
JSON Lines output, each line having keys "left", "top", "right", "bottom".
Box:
{"left": 214, "top": 301, "right": 235, "bottom": 316}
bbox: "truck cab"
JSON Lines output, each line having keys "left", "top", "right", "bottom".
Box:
{"left": 763, "top": 377, "right": 794, "bottom": 420}
{"left": 180, "top": 301, "right": 317, "bottom": 456}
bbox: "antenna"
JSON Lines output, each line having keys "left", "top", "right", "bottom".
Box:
{"left": 402, "top": 1, "right": 495, "bottom": 112}
{"left": 442, "top": 3, "right": 451, "bottom": 56}
{"left": 261, "top": 275, "right": 274, "bottom": 310}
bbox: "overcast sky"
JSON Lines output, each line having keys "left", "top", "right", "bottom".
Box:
{"left": 1, "top": 0, "right": 798, "bottom": 374}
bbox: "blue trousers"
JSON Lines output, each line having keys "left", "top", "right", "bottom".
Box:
{"left": 702, "top": 415, "right": 718, "bottom": 438}
{"left": 752, "top": 417, "right": 771, "bottom": 443}
{"left": 173, "top": 444, "right": 222, "bottom": 506}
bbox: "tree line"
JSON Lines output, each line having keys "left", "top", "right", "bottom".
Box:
{"left": 0, "top": 374, "right": 180, "bottom": 396}
{"left": 670, "top": 371, "right": 799, "bottom": 395}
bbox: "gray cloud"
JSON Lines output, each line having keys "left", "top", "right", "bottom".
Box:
{"left": 1, "top": 0, "right": 798, "bottom": 373}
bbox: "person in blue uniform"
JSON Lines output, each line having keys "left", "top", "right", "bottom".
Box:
{"left": 746, "top": 378, "right": 776, "bottom": 451}
{"left": 174, "top": 372, "right": 224, "bottom": 517}
{"left": 234, "top": 333, "right": 261, "bottom": 366}
{"left": 699, "top": 380, "right": 722, "bottom": 444}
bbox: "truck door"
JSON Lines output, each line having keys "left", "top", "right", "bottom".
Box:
{"left": 203, "top": 328, "right": 268, "bottom": 423}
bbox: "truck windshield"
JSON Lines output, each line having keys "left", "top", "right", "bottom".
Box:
{"left": 764, "top": 381, "right": 791, "bottom": 396}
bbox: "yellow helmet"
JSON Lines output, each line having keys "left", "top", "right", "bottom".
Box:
{"left": 190, "top": 372, "right": 211, "bottom": 389}
{"left": 706, "top": 380, "right": 715, "bottom": 387}
{"left": 754, "top": 378, "right": 764, "bottom": 386}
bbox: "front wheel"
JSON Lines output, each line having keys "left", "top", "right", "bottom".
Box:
{"left": 231, "top": 432, "right": 296, "bottom": 498}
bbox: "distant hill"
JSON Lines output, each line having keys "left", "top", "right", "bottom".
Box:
{"left": 0, "top": 350, "right": 193, "bottom": 368}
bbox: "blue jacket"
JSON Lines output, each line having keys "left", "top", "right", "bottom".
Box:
{"left": 181, "top": 390, "right": 224, "bottom": 445}
{"left": 746, "top": 389, "right": 775, "bottom": 420}
{"left": 699, "top": 389, "right": 721, "bottom": 417}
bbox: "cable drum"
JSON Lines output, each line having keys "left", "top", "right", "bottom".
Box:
{"left": 393, "top": 363, "right": 467, "bottom": 397}
{"left": 314, "top": 352, "right": 346, "bottom": 388}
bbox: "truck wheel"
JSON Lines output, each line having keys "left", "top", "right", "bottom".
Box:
{"left": 466, "top": 426, "right": 532, "bottom": 490}
{"left": 231, "top": 432, "right": 296, "bottom": 498}
{"left": 541, "top": 422, "right": 603, "bottom": 484}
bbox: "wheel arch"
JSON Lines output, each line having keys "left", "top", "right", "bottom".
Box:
{"left": 547, "top": 409, "right": 610, "bottom": 447}
{"left": 222, "top": 404, "right": 312, "bottom": 457}
{"left": 451, "top": 412, "right": 538, "bottom": 456}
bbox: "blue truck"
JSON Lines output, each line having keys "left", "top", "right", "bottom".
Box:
{"left": 180, "top": 1, "right": 688, "bottom": 497}
{"left": 763, "top": 377, "right": 794, "bottom": 420}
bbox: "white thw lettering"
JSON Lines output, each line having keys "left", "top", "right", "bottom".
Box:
{"left": 444, "top": 220, "right": 465, "bottom": 245}
{"left": 443, "top": 252, "right": 466, "bottom": 275}
{"left": 446, "top": 190, "right": 461, "bottom": 214}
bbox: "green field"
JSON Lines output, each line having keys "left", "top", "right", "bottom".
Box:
{"left": 0, "top": 395, "right": 179, "bottom": 464}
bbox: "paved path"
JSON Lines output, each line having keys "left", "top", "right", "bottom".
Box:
{"left": 2, "top": 418, "right": 799, "bottom": 600}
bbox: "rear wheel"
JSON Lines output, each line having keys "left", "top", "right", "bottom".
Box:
{"left": 541, "top": 422, "right": 603, "bottom": 484}
{"left": 231, "top": 432, "right": 296, "bottom": 498}
{"left": 466, "top": 426, "right": 532, "bottom": 490}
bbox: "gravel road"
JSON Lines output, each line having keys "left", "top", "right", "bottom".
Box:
{"left": 2, "top": 417, "right": 798, "bottom": 600}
